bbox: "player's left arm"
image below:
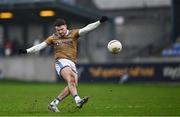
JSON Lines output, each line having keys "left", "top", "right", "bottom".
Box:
{"left": 78, "top": 16, "right": 108, "bottom": 36}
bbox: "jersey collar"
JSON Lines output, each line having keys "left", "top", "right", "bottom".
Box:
{"left": 65, "top": 30, "right": 69, "bottom": 36}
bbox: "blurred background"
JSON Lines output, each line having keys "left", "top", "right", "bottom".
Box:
{"left": 0, "top": 0, "right": 180, "bottom": 83}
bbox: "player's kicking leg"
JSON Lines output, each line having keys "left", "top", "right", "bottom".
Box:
{"left": 48, "top": 67, "right": 88, "bottom": 112}
{"left": 61, "top": 67, "right": 89, "bottom": 108}
{"left": 76, "top": 96, "right": 89, "bottom": 108}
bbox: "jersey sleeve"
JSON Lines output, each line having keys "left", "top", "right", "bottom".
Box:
{"left": 73, "top": 29, "right": 80, "bottom": 39}
{"left": 78, "top": 21, "right": 101, "bottom": 36}
{"left": 45, "top": 36, "right": 53, "bottom": 45}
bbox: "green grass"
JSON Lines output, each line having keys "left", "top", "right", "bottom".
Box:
{"left": 0, "top": 80, "right": 180, "bottom": 116}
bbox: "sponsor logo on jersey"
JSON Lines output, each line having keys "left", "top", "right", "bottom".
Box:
{"left": 55, "top": 39, "right": 73, "bottom": 45}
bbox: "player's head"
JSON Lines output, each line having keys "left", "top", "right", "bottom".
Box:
{"left": 54, "top": 18, "right": 67, "bottom": 37}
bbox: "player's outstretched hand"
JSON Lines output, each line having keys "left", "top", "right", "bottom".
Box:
{"left": 100, "top": 16, "right": 108, "bottom": 23}
{"left": 18, "top": 49, "right": 27, "bottom": 54}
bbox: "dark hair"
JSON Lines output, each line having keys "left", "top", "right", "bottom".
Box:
{"left": 54, "top": 18, "right": 66, "bottom": 26}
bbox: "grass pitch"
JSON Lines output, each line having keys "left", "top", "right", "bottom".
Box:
{"left": 0, "top": 80, "right": 180, "bottom": 116}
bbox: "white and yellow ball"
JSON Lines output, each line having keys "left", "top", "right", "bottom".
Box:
{"left": 107, "top": 40, "right": 122, "bottom": 54}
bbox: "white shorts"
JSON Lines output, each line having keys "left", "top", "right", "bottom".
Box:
{"left": 55, "top": 58, "right": 78, "bottom": 76}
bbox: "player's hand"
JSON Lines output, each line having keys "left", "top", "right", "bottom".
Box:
{"left": 100, "top": 16, "right": 108, "bottom": 23}
{"left": 18, "top": 49, "right": 27, "bottom": 54}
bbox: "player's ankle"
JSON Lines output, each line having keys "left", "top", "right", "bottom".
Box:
{"left": 73, "top": 94, "right": 81, "bottom": 104}
{"left": 50, "top": 98, "right": 61, "bottom": 106}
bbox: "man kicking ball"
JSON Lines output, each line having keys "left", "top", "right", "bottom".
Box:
{"left": 19, "top": 16, "right": 108, "bottom": 112}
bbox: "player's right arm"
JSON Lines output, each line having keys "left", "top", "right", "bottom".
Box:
{"left": 18, "top": 42, "right": 48, "bottom": 54}
{"left": 27, "top": 42, "right": 48, "bottom": 53}
{"left": 18, "top": 36, "right": 53, "bottom": 54}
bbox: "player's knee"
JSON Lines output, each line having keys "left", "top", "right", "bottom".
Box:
{"left": 75, "top": 82, "right": 78, "bottom": 87}
{"left": 74, "top": 79, "right": 78, "bottom": 86}
{"left": 67, "top": 75, "right": 75, "bottom": 84}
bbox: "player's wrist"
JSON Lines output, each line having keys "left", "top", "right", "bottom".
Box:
{"left": 99, "top": 16, "right": 108, "bottom": 23}
{"left": 18, "top": 49, "right": 27, "bottom": 54}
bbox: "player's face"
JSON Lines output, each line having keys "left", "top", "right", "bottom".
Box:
{"left": 55, "top": 25, "right": 67, "bottom": 37}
